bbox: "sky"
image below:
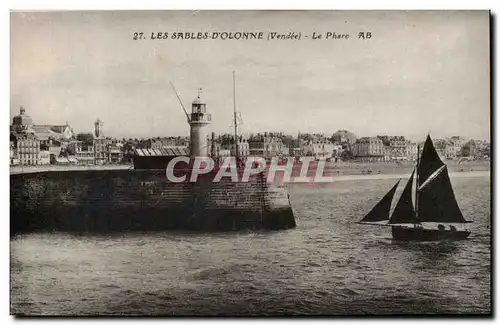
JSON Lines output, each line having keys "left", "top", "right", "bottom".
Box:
{"left": 10, "top": 10, "right": 490, "bottom": 141}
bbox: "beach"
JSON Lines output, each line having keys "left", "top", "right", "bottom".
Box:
{"left": 9, "top": 160, "right": 490, "bottom": 176}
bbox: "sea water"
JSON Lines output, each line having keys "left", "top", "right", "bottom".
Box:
{"left": 10, "top": 173, "right": 490, "bottom": 315}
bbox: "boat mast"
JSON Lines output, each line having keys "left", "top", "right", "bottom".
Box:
{"left": 415, "top": 144, "right": 420, "bottom": 222}
{"left": 233, "top": 71, "right": 239, "bottom": 160}
{"left": 232, "top": 73, "right": 238, "bottom": 229}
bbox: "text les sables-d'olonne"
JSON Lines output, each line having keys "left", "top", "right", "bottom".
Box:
{"left": 132, "top": 31, "right": 373, "bottom": 41}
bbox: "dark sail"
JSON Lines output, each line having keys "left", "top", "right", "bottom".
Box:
{"left": 389, "top": 169, "right": 417, "bottom": 224}
{"left": 417, "top": 166, "right": 467, "bottom": 223}
{"left": 418, "top": 135, "right": 445, "bottom": 186}
{"left": 359, "top": 180, "right": 400, "bottom": 223}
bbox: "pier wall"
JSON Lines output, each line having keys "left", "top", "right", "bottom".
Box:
{"left": 10, "top": 170, "right": 296, "bottom": 234}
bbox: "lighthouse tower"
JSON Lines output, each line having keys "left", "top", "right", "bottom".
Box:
{"left": 189, "top": 89, "right": 211, "bottom": 158}
{"left": 94, "top": 118, "right": 103, "bottom": 138}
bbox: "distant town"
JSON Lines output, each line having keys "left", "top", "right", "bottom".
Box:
{"left": 10, "top": 106, "right": 491, "bottom": 167}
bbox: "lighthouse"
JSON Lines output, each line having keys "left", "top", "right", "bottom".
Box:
{"left": 94, "top": 118, "right": 103, "bottom": 138}
{"left": 189, "top": 89, "right": 211, "bottom": 158}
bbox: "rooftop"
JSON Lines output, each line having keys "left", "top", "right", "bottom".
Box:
{"left": 12, "top": 106, "right": 33, "bottom": 126}
{"left": 134, "top": 147, "right": 190, "bottom": 156}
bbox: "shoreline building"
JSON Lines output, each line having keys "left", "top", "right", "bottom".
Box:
{"left": 11, "top": 107, "right": 78, "bottom": 166}
{"left": 205, "top": 133, "right": 249, "bottom": 164}
{"left": 107, "top": 141, "right": 124, "bottom": 164}
{"left": 352, "top": 137, "right": 386, "bottom": 162}
{"left": 148, "top": 137, "right": 190, "bottom": 150}
{"left": 248, "top": 133, "right": 289, "bottom": 158}
{"left": 226, "top": 136, "right": 250, "bottom": 158}
{"left": 330, "top": 130, "right": 357, "bottom": 160}
{"left": 445, "top": 136, "right": 467, "bottom": 160}
{"left": 210, "top": 134, "right": 250, "bottom": 159}
{"left": 32, "top": 123, "right": 75, "bottom": 142}
{"left": 405, "top": 142, "right": 418, "bottom": 161}
{"left": 378, "top": 136, "right": 406, "bottom": 160}
{"left": 32, "top": 123, "right": 75, "bottom": 164}
{"left": 303, "top": 139, "right": 339, "bottom": 160}
{"left": 10, "top": 106, "right": 41, "bottom": 166}
{"left": 93, "top": 118, "right": 108, "bottom": 165}
{"left": 376, "top": 135, "right": 418, "bottom": 161}
{"left": 10, "top": 140, "right": 19, "bottom": 165}
{"left": 331, "top": 129, "right": 357, "bottom": 145}
{"left": 67, "top": 140, "right": 95, "bottom": 165}
{"left": 289, "top": 132, "right": 306, "bottom": 157}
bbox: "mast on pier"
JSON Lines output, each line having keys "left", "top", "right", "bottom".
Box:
{"left": 233, "top": 71, "right": 239, "bottom": 160}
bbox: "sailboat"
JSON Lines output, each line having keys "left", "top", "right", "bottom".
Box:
{"left": 358, "top": 134, "right": 472, "bottom": 241}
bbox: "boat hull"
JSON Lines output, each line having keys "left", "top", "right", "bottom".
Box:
{"left": 391, "top": 226, "right": 471, "bottom": 241}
